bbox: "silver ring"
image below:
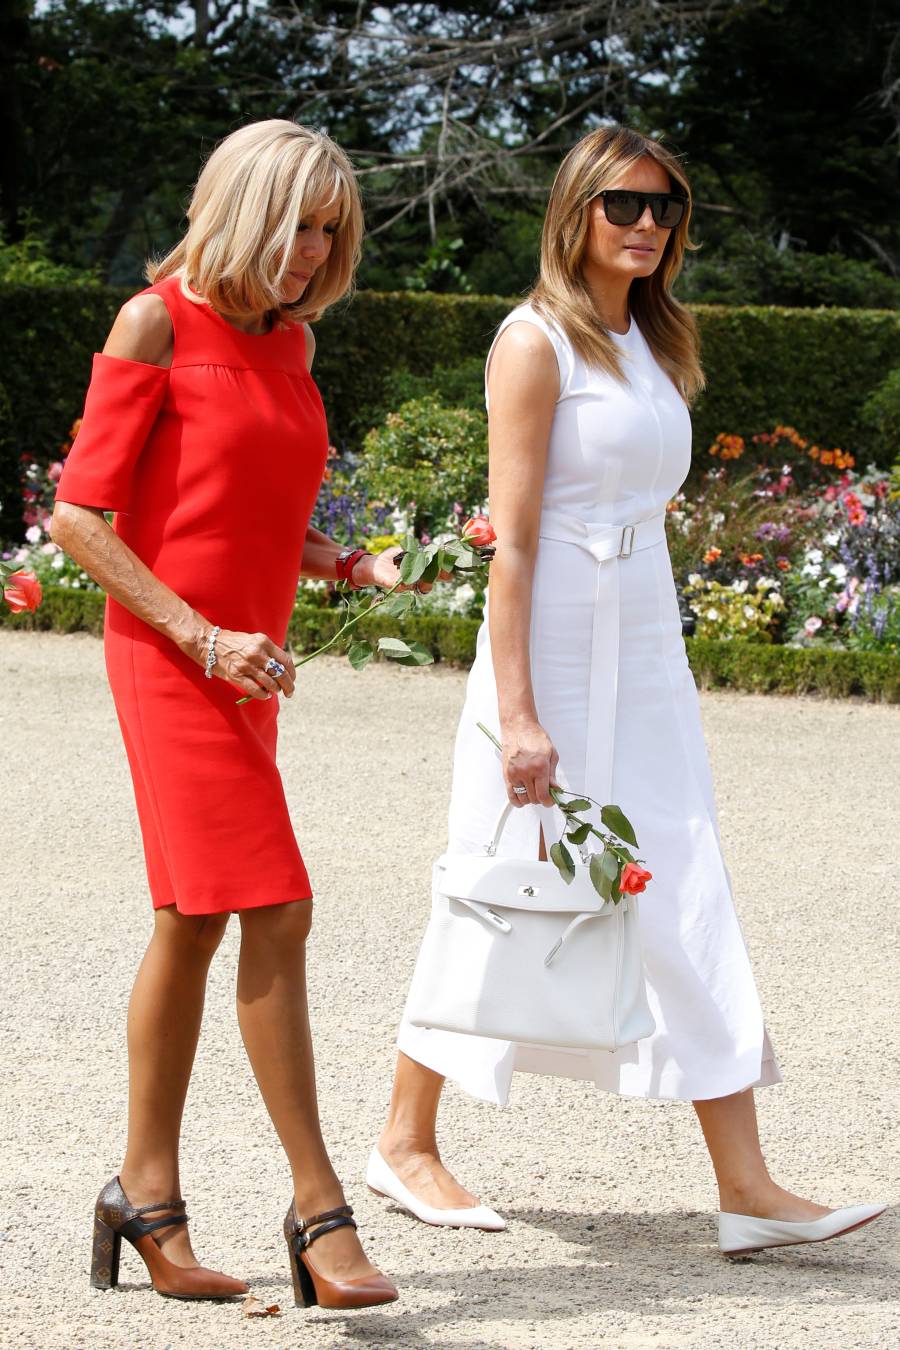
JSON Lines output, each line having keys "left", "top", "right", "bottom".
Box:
{"left": 513, "top": 786, "right": 528, "bottom": 797}
{"left": 265, "top": 658, "right": 286, "bottom": 678}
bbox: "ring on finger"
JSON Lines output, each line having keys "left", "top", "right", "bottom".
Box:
{"left": 512, "top": 785, "right": 528, "bottom": 797}
{"left": 264, "top": 657, "right": 286, "bottom": 678}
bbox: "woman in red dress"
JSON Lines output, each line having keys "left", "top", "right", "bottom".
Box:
{"left": 51, "top": 120, "right": 401, "bottom": 1311}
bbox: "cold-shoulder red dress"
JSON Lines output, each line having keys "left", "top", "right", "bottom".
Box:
{"left": 55, "top": 274, "right": 329, "bottom": 914}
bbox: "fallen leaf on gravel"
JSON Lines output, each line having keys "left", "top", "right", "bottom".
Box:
{"left": 241, "top": 1296, "right": 281, "bottom": 1318}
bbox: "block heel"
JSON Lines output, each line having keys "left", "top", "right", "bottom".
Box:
{"left": 90, "top": 1214, "right": 121, "bottom": 1289}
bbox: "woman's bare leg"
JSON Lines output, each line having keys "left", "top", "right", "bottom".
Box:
{"left": 694, "top": 1089, "right": 831, "bottom": 1219}
{"left": 377, "top": 1053, "right": 480, "bottom": 1208}
{"left": 236, "top": 899, "right": 380, "bottom": 1281}
{"left": 118, "top": 907, "right": 230, "bottom": 1266}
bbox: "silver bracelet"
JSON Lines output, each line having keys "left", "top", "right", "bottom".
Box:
{"left": 204, "top": 624, "right": 220, "bottom": 679}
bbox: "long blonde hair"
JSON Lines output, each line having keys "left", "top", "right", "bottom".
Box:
{"left": 530, "top": 125, "right": 704, "bottom": 401}
{"left": 148, "top": 120, "right": 363, "bottom": 324}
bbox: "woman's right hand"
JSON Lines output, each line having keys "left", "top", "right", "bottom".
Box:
{"left": 208, "top": 628, "right": 296, "bottom": 700}
{"left": 501, "top": 718, "right": 559, "bottom": 807}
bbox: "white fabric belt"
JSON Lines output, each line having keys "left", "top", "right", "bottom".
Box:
{"left": 538, "top": 508, "right": 667, "bottom": 562}
{"left": 534, "top": 508, "right": 668, "bottom": 812}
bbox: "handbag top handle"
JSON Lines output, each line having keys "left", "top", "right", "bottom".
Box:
{"left": 484, "top": 800, "right": 590, "bottom": 863}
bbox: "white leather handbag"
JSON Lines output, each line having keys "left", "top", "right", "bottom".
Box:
{"left": 406, "top": 802, "right": 655, "bottom": 1051}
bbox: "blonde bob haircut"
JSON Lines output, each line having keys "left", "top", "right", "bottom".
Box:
{"left": 531, "top": 125, "right": 704, "bottom": 402}
{"left": 148, "top": 119, "right": 363, "bottom": 324}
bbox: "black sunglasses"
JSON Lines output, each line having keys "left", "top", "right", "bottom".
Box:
{"left": 598, "top": 190, "right": 687, "bottom": 228}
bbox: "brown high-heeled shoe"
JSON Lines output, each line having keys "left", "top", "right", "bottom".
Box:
{"left": 283, "top": 1200, "right": 398, "bottom": 1310}
{"left": 90, "top": 1176, "right": 248, "bottom": 1300}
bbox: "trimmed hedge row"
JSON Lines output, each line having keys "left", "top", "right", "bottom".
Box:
{"left": 3, "top": 591, "right": 897, "bottom": 702}
{"left": 1, "top": 286, "right": 899, "bottom": 526}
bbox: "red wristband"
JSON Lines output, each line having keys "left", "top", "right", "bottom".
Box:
{"left": 335, "top": 546, "right": 369, "bottom": 587}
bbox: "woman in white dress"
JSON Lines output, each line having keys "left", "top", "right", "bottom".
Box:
{"left": 367, "top": 126, "right": 884, "bottom": 1255}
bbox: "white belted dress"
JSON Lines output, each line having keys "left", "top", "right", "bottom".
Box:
{"left": 397, "top": 301, "right": 781, "bottom": 1105}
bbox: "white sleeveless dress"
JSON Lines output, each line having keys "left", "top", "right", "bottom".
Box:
{"left": 397, "top": 302, "right": 780, "bottom": 1105}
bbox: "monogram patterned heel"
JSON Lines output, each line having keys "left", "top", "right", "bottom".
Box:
{"left": 90, "top": 1176, "right": 248, "bottom": 1300}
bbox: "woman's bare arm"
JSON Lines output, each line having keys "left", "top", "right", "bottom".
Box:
{"left": 485, "top": 322, "right": 560, "bottom": 807}
{"left": 50, "top": 298, "right": 293, "bottom": 701}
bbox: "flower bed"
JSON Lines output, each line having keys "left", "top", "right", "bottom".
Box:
{"left": 3, "top": 590, "right": 897, "bottom": 701}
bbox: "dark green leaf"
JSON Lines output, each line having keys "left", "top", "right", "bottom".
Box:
{"left": 566, "top": 822, "right": 591, "bottom": 845}
{"left": 549, "top": 840, "right": 575, "bottom": 885}
{"left": 396, "top": 640, "right": 434, "bottom": 666}
{"left": 348, "top": 640, "right": 374, "bottom": 671}
{"left": 589, "top": 853, "right": 612, "bottom": 900}
{"left": 378, "top": 590, "right": 415, "bottom": 618}
{"left": 421, "top": 553, "right": 442, "bottom": 583}
{"left": 600, "top": 848, "right": 619, "bottom": 882}
{"left": 600, "top": 804, "right": 638, "bottom": 846}
{"left": 560, "top": 796, "right": 591, "bottom": 813}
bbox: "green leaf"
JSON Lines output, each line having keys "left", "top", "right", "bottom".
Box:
{"left": 559, "top": 797, "right": 591, "bottom": 813}
{"left": 399, "top": 548, "right": 429, "bottom": 585}
{"left": 549, "top": 840, "right": 575, "bottom": 885}
{"left": 589, "top": 853, "right": 612, "bottom": 900}
{"left": 600, "top": 804, "right": 638, "bottom": 846}
{"left": 421, "top": 553, "right": 442, "bottom": 583}
{"left": 348, "top": 640, "right": 375, "bottom": 671}
{"left": 600, "top": 848, "right": 620, "bottom": 883}
{"left": 566, "top": 822, "right": 591, "bottom": 845}
{"left": 378, "top": 590, "right": 415, "bottom": 618}
{"left": 396, "top": 640, "right": 434, "bottom": 666}
{"left": 378, "top": 636, "right": 411, "bottom": 658}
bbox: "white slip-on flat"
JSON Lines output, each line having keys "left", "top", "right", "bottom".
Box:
{"left": 718, "top": 1203, "right": 887, "bottom": 1255}
{"left": 366, "top": 1147, "right": 507, "bottom": 1231}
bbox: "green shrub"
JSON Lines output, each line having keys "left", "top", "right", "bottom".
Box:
{"left": 3, "top": 285, "right": 900, "bottom": 529}
{"left": 358, "top": 396, "right": 488, "bottom": 532}
{"left": 6, "top": 589, "right": 897, "bottom": 701}
{"left": 678, "top": 239, "right": 900, "bottom": 310}
{"left": 379, "top": 356, "right": 486, "bottom": 418}
{"left": 861, "top": 368, "right": 900, "bottom": 468}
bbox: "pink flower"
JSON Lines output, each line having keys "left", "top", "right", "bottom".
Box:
{"left": 3, "top": 570, "right": 43, "bottom": 614}
{"left": 47, "top": 461, "right": 64, "bottom": 483}
{"left": 462, "top": 514, "right": 497, "bottom": 547}
{"left": 804, "top": 615, "right": 823, "bottom": 636}
{"left": 620, "top": 862, "right": 653, "bottom": 895}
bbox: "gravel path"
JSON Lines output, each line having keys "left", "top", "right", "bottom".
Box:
{"left": 1, "top": 630, "right": 897, "bottom": 1350}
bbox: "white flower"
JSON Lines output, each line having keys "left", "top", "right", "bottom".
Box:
{"left": 687, "top": 572, "right": 703, "bottom": 586}
{"left": 25, "top": 525, "right": 42, "bottom": 544}
{"left": 731, "top": 579, "right": 749, "bottom": 593}
{"left": 40, "top": 541, "right": 58, "bottom": 555}
{"left": 824, "top": 530, "right": 840, "bottom": 546}
{"left": 449, "top": 583, "right": 476, "bottom": 613}
{"left": 804, "top": 615, "right": 823, "bottom": 634}
{"left": 756, "top": 576, "right": 776, "bottom": 590}
{"left": 51, "top": 552, "right": 65, "bottom": 570}
{"left": 801, "top": 562, "right": 821, "bottom": 579}
{"left": 829, "top": 563, "right": 848, "bottom": 582}
{"left": 389, "top": 507, "right": 410, "bottom": 534}
{"left": 711, "top": 512, "right": 726, "bottom": 527}
{"left": 805, "top": 547, "right": 823, "bottom": 564}
{"left": 743, "top": 604, "right": 756, "bottom": 619}
{"left": 819, "top": 577, "right": 831, "bottom": 589}
{"left": 705, "top": 607, "right": 719, "bottom": 621}
{"left": 769, "top": 593, "right": 785, "bottom": 608}
{"left": 72, "top": 580, "right": 81, "bottom": 588}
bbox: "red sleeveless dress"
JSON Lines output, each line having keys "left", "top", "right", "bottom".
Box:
{"left": 55, "top": 274, "right": 329, "bottom": 914}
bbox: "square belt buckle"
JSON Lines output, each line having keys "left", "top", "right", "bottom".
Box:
{"left": 618, "top": 524, "right": 635, "bottom": 559}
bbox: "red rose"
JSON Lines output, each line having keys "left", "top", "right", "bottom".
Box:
{"left": 462, "top": 514, "right": 496, "bottom": 547}
{"left": 619, "top": 862, "right": 652, "bottom": 895}
{"left": 4, "top": 569, "right": 43, "bottom": 614}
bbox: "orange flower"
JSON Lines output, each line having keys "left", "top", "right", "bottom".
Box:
{"left": 776, "top": 558, "right": 791, "bottom": 571}
{"left": 739, "top": 552, "right": 764, "bottom": 566}
{"left": 703, "top": 546, "right": 722, "bottom": 563}
{"left": 620, "top": 862, "right": 653, "bottom": 895}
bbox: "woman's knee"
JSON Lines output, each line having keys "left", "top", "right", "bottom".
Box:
{"left": 239, "top": 898, "right": 313, "bottom": 951}
{"left": 152, "top": 907, "right": 230, "bottom": 961}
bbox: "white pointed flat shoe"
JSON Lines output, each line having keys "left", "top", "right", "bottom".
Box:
{"left": 366, "top": 1147, "right": 507, "bottom": 1231}
{"left": 718, "top": 1203, "right": 887, "bottom": 1255}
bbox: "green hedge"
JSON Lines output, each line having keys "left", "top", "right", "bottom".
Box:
{"left": 3, "top": 591, "right": 897, "bottom": 701}
{"left": 2, "top": 285, "right": 899, "bottom": 526}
